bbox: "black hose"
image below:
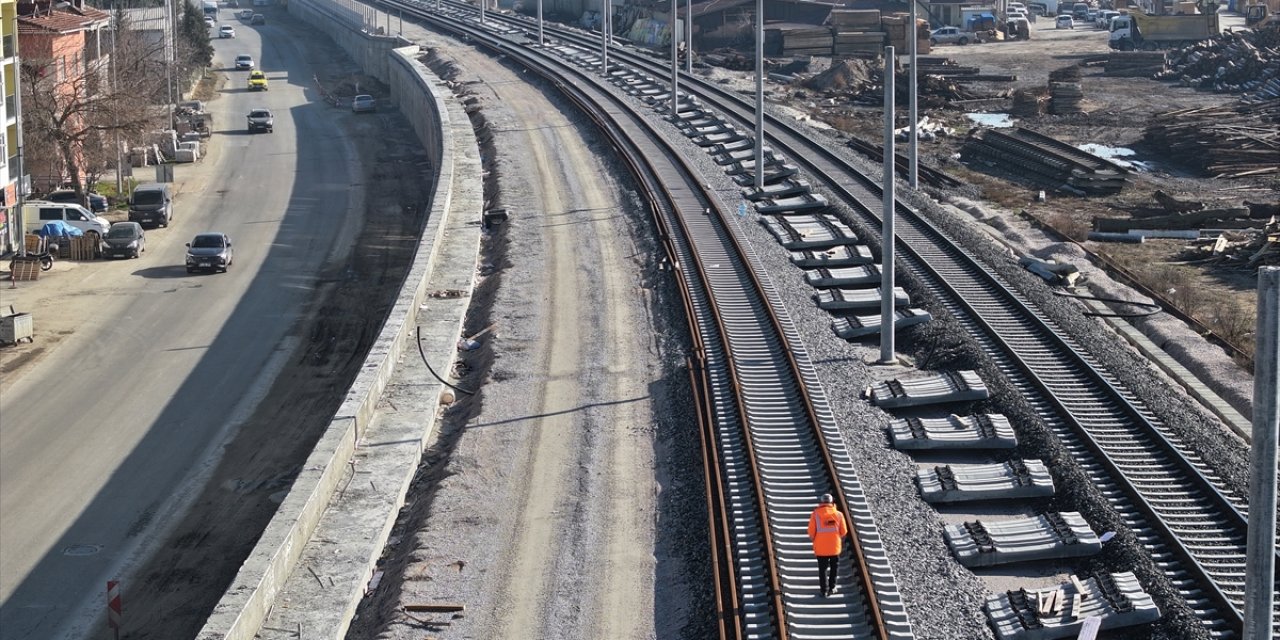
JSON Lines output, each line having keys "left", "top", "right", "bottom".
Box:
{"left": 416, "top": 325, "right": 477, "bottom": 396}
{"left": 1054, "top": 290, "right": 1163, "bottom": 318}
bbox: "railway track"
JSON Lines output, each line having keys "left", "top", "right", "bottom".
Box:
{"left": 376, "top": 3, "right": 1277, "bottom": 636}
{"left": 380, "top": 5, "right": 915, "bottom": 638}
{"left": 512, "top": 23, "right": 1276, "bottom": 637}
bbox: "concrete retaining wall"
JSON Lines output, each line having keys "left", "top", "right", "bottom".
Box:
{"left": 196, "top": 9, "right": 478, "bottom": 640}
{"left": 288, "top": 0, "right": 407, "bottom": 85}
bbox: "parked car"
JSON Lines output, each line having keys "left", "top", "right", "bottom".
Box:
{"left": 1056, "top": 14, "right": 1075, "bottom": 28}
{"left": 220, "top": 24, "right": 236, "bottom": 37}
{"left": 930, "top": 26, "right": 978, "bottom": 45}
{"left": 251, "top": 13, "right": 265, "bottom": 24}
{"left": 45, "top": 189, "right": 108, "bottom": 213}
{"left": 235, "top": 53, "right": 254, "bottom": 69}
{"left": 247, "top": 108, "right": 274, "bottom": 133}
{"left": 351, "top": 94, "right": 376, "bottom": 113}
{"left": 103, "top": 222, "right": 146, "bottom": 259}
{"left": 186, "top": 233, "right": 234, "bottom": 273}
{"left": 128, "top": 182, "right": 174, "bottom": 228}
{"left": 22, "top": 201, "right": 111, "bottom": 239}
{"left": 248, "top": 69, "right": 268, "bottom": 91}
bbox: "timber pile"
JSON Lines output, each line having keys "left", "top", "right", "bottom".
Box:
{"left": 1104, "top": 52, "right": 1166, "bottom": 77}
{"left": 1049, "top": 82, "right": 1084, "bottom": 114}
{"left": 1142, "top": 102, "right": 1280, "bottom": 179}
{"left": 783, "top": 27, "right": 835, "bottom": 57}
{"left": 1159, "top": 25, "right": 1280, "bottom": 100}
{"left": 1177, "top": 225, "right": 1280, "bottom": 271}
{"left": 1011, "top": 88, "right": 1048, "bottom": 116}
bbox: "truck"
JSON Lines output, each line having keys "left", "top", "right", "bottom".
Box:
{"left": 1244, "top": 0, "right": 1280, "bottom": 25}
{"left": 1108, "top": 10, "right": 1219, "bottom": 49}
{"left": 1028, "top": 0, "right": 1061, "bottom": 15}
{"left": 202, "top": 0, "right": 217, "bottom": 16}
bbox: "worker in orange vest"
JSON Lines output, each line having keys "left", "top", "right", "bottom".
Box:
{"left": 808, "top": 493, "right": 849, "bottom": 597}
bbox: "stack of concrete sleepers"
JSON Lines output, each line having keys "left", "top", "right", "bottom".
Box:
{"left": 831, "top": 308, "right": 932, "bottom": 339}
{"left": 889, "top": 414, "right": 1017, "bottom": 450}
{"left": 867, "top": 370, "right": 989, "bottom": 408}
{"left": 985, "top": 572, "right": 1161, "bottom": 640}
{"left": 944, "top": 512, "right": 1103, "bottom": 568}
{"left": 916, "top": 460, "right": 1056, "bottom": 503}
{"left": 816, "top": 287, "right": 910, "bottom": 312}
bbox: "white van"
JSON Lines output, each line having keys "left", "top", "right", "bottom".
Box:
{"left": 23, "top": 201, "right": 112, "bottom": 239}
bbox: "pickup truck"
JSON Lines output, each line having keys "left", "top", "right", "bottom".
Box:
{"left": 247, "top": 108, "right": 274, "bottom": 133}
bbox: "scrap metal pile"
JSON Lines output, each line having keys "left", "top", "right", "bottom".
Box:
{"left": 1159, "top": 25, "right": 1280, "bottom": 100}
{"left": 1142, "top": 101, "right": 1280, "bottom": 178}
{"left": 961, "top": 127, "right": 1128, "bottom": 195}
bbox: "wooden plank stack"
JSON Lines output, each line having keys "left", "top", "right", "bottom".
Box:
{"left": 782, "top": 27, "right": 835, "bottom": 57}
{"left": 1142, "top": 102, "right": 1280, "bottom": 179}
{"left": 1104, "top": 51, "right": 1166, "bottom": 77}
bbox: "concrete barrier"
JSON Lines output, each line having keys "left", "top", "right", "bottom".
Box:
{"left": 196, "top": 8, "right": 482, "bottom": 640}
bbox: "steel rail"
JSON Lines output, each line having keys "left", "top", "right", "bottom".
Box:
{"left": 442, "top": 11, "right": 1279, "bottom": 635}
{"left": 379, "top": 5, "right": 906, "bottom": 637}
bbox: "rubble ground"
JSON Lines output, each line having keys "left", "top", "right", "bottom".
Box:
{"left": 747, "top": 17, "right": 1275, "bottom": 384}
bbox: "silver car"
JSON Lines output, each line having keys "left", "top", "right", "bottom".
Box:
{"left": 186, "top": 233, "right": 234, "bottom": 273}
{"left": 351, "top": 94, "right": 376, "bottom": 113}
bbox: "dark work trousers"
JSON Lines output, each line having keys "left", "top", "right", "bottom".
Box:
{"left": 817, "top": 555, "right": 839, "bottom": 594}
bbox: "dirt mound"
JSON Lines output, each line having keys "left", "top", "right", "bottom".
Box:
{"left": 804, "top": 58, "right": 878, "bottom": 92}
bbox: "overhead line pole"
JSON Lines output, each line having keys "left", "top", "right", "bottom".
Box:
{"left": 537, "top": 0, "right": 543, "bottom": 44}
{"left": 601, "top": 0, "right": 608, "bottom": 75}
{"left": 879, "top": 47, "right": 897, "bottom": 364}
{"left": 1245, "top": 267, "right": 1278, "bottom": 640}
{"left": 686, "top": 0, "right": 692, "bottom": 72}
{"left": 908, "top": 0, "right": 919, "bottom": 189}
{"left": 670, "top": 0, "right": 678, "bottom": 116}
{"left": 753, "top": 0, "right": 763, "bottom": 190}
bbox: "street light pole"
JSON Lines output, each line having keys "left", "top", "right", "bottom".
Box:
{"left": 537, "top": 0, "right": 543, "bottom": 44}
{"left": 601, "top": 0, "right": 608, "bottom": 75}
{"left": 686, "top": 0, "right": 692, "bottom": 72}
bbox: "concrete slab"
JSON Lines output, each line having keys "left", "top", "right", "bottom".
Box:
{"left": 832, "top": 309, "right": 933, "bottom": 340}
{"left": 869, "top": 370, "right": 989, "bottom": 408}
{"left": 917, "top": 460, "right": 1056, "bottom": 503}
{"left": 890, "top": 414, "right": 1018, "bottom": 450}
{"left": 945, "top": 511, "right": 1102, "bottom": 567}
{"left": 816, "top": 287, "right": 910, "bottom": 313}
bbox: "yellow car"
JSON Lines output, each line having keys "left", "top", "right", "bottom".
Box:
{"left": 247, "top": 70, "right": 268, "bottom": 91}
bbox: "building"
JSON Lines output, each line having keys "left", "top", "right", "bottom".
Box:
{"left": 2, "top": 0, "right": 21, "bottom": 253}
{"left": 17, "top": 0, "right": 110, "bottom": 193}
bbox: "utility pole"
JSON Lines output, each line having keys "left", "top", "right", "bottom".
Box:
{"left": 753, "top": 0, "right": 763, "bottom": 190}
{"left": 537, "top": 0, "right": 543, "bottom": 44}
{"left": 13, "top": 15, "right": 26, "bottom": 256}
{"left": 601, "top": 0, "right": 608, "bottom": 75}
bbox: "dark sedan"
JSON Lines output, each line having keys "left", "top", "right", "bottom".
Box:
{"left": 185, "top": 233, "right": 234, "bottom": 273}
{"left": 46, "top": 189, "right": 108, "bottom": 213}
{"left": 103, "top": 222, "right": 146, "bottom": 259}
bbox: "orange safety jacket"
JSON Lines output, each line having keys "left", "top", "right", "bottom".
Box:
{"left": 807, "top": 503, "right": 849, "bottom": 557}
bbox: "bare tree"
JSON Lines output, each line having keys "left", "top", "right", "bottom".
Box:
{"left": 21, "top": 14, "right": 169, "bottom": 202}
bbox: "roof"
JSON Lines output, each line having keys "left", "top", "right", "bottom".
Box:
{"left": 18, "top": 2, "right": 110, "bottom": 35}
{"left": 684, "top": 0, "right": 836, "bottom": 19}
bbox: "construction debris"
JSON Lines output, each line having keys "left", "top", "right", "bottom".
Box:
{"left": 1142, "top": 102, "right": 1280, "bottom": 179}
{"left": 1010, "top": 88, "right": 1048, "bottom": 116}
{"left": 1159, "top": 25, "right": 1280, "bottom": 100}
{"left": 961, "top": 127, "right": 1129, "bottom": 195}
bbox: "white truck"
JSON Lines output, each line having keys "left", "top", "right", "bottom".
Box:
{"left": 1028, "top": 0, "right": 1061, "bottom": 15}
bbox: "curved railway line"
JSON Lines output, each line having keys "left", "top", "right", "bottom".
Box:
{"left": 365, "top": 3, "right": 1277, "bottom": 637}
{"left": 373, "top": 6, "right": 918, "bottom": 638}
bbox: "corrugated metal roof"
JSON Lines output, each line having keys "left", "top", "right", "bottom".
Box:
{"left": 18, "top": 4, "right": 110, "bottom": 34}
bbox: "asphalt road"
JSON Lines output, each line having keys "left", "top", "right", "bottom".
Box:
{"left": 0, "top": 12, "right": 361, "bottom": 637}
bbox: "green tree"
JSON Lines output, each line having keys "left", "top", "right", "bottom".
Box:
{"left": 177, "top": 0, "right": 213, "bottom": 75}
